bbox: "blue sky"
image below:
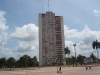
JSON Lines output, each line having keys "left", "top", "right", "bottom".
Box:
{"left": 0, "top": 0, "right": 100, "bottom": 60}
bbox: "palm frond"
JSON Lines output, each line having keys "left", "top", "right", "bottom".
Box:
{"left": 98, "top": 42, "right": 100, "bottom": 48}
{"left": 92, "top": 41, "right": 95, "bottom": 49}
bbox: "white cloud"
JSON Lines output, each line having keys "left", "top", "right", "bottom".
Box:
{"left": 14, "top": 41, "right": 37, "bottom": 52}
{"left": 64, "top": 25, "right": 100, "bottom": 58}
{"left": 0, "top": 11, "right": 9, "bottom": 32}
{"left": 9, "top": 23, "right": 39, "bottom": 59}
{"left": 0, "top": 33, "right": 8, "bottom": 47}
{"left": 0, "top": 40, "right": 39, "bottom": 60}
{"left": 64, "top": 25, "right": 100, "bottom": 40}
{"left": 0, "top": 10, "right": 39, "bottom": 59}
{"left": 10, "top": 23, "right": 38, "bottom": 42}
{"left": 0, "top": 10, "right": 10, "bottom": 59}
{"left": 0, "top": 48, "right": 13, "bottom": 58}
{"left": 12, "top": 41, "right": 39, "bottom": 59}
{"left": 0, "top": 10, "right": 8, "bottom": 48}
{"left": 93, "top": 10, "right": 100, "bottom": 17}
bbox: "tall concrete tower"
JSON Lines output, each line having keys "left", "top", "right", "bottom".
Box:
{"left": 39, "top": 11, "right": 65, "bottom": 66}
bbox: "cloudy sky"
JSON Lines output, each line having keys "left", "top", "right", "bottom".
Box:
{"left": 0, "top": 0, "right": 100, "bottom": 60}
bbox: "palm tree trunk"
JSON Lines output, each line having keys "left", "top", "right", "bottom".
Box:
{"left": 97, "top": 49, "right": 99, "bottom": 65}
{"left": 98, "top": 49, "right": 99, "bottom": 60}
{"left": 96, "top": 49, "right": 98, "bottom": 65}
{"left": 68, "top": 54, "right": 70, "bottom": 67}
{"left": 98, "top": 49, "right": 99, "bottom": 64}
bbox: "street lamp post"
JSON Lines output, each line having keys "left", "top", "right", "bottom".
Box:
{"left": 73, "top": 43, "right": 77, "bottom": 67}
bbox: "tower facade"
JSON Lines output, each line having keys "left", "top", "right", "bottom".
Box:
{"left": 39, "top": 11, "right": 65, "bottom": 66}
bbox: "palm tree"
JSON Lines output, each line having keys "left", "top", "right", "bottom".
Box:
{"left": 92, "top": 40, "right": 100, "bottom": 65}
{"left": 64, "top": 47, "right": 70, "bottom": 65}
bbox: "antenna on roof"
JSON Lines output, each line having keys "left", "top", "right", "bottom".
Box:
{"left": 48, "top": 0, "right": 49, "bottom": 11}
{"left": 42, "top": 5, "right": 43, "bottom": 13}
{"left": 42, "top": 0, "right": 43, "bottom": 13}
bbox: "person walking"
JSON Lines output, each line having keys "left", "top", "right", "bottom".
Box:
{"left": 57, "top": 67, "right": 59, "bottom": 73}
{"left": 59, "top": 66, "right": 62, "bottom": 73}
{"left": 86, "top": 65, "right": 88, "bottom": 70}
{"left": 89, "top": 65, "right": 92, "bottom": 70}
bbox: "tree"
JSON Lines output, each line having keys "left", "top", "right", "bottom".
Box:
{"left": 28, "top": 56, "right": 38, "bottom": 67}
{"left": 92, "top": 40, "right": 100, "bottom": 64}
{"left": 77, "top": 54, "right": 86, "bottom": 66}
{"left": 0, "top": 57, "right": 6, "bottom": 69}
{"left": 71, "top": 56, "right": 75, "bottom": 67}
{"left": 19, "top": 55, "right": 31, "bottom": 68}
{"left": 18, "top": 55, "right": 38, "bottom": 68}
{"left": 64, "top": 47, "right": 70, "bottom": 65}
{"left": 7, "top": 57, "right": 16, "bottom": 70}
{"left": 90, "top": 53, "right": 96, "bottom": 63}
{"left": 33, "top": 56, "right": 38, "bottom": 67}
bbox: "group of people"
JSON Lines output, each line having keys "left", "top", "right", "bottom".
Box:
{"left": 57, "top": 65, "right": 92, "bottom": 73}
{"left": 86, "top": 65, "right": 92, "bottom": 70}
{"left": 56, "top": 64, "right": 93, "bottom": 74}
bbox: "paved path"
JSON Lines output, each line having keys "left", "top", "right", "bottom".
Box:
{"left": 0, "top": 66, "right": 100, "bottom": 75}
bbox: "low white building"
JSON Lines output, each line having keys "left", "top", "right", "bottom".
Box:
{"left": 84, "top": 57, "right": 93, "bottom": 64}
